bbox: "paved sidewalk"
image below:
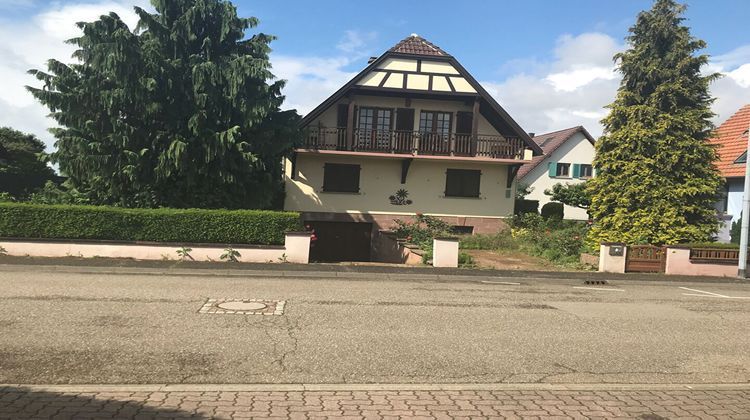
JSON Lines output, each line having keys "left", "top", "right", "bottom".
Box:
{"left": 1, "top": 384, "right": 749, "bottom": 419}
{"left": 2, "top": 256, "right": 745, "bottom": 284}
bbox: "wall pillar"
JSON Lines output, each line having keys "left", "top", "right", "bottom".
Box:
{"left": 283, "top": 232, "right": 312, "bottom": 264}
{"left": 598, "top": 242, "right": 626, "bottom": 273}
{"left": 433, "top": 237, "right": 459, "bottom": 268}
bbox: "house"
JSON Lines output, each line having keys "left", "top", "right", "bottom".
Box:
{"left": 516, "top": 126, "right": 596, "bottom": 220}
{"left": 283, "top": 34, "right": 542, "bottom": 262}
{"left": 710, "top": 104, "right": 750, "bottom": 240}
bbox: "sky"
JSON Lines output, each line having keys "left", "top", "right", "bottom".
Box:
{"left": 1, "top": 0, "right": 749, "bottom": 151}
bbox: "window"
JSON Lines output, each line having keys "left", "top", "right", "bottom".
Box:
{"left": 357, "top": 108, "right": 391, "bottom": 148}
{"left": 555, "top": 163, "right": 570, "bottom": 177}
{"left": 451, "top": 226, "right": 474, "bottom": 235}
{"left": 323, "top": 163, "right": 360, "bottom": 193}
{"left": 419, "top": 111, "right": 452, "bottom": 135}
{"left": 579, "top": 164, "right": 593, "bottom": 178}
{"left": 445, "top": 169, "right": 481, "bottom": 197}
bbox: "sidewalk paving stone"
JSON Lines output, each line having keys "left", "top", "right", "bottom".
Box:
{"left": 0, "top": 385, "right": 748, "bottom": 419}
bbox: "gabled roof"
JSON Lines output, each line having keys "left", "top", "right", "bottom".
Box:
{"left": 517, "top": 126, "right": 596, "bottom": 179}
{"left": 298, "top": 34, "right": 543, "bottom": 155}
{"left": 389, "top": 34, "right": 449, "bottom": 56}
{"left": 709, "top": 104, "right": 750, "bottom": 178}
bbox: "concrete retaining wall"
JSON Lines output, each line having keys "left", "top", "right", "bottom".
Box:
{"left": 0, "top": 233, "right": 312, "bottom": 264}
{"left": 664, "top": 247, "right": 737, "bottom": 277}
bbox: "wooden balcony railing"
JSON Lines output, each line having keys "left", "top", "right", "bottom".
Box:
{"left": 301, "top": 127, "right": 525, "bottom": 160}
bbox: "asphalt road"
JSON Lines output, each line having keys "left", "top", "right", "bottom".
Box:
{"left": 1, "top": 265, "right": 749, "bottom": 385}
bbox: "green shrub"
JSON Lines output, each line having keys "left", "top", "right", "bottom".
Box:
{"left": 459, "top": 230, "right": 518, "bottom": 250}
{"left": 0, "top": 203, "right": 301, "bottom": 245}
{"left": 541, "top": 202, "right": 564, "bottom": 219}
{"left": 421, "top": 249, "right": 433, "bottom": 265}
{"left": 731, "top": 217, "right": 742, "bottom": 244}
{"left": 673, "top": 242, "right": 741, "bottom": 249}
{"left": 393, "top": 214, "right": 453, "bottom": 248}
{"left": 458, "top": 252, "right": 475, "bottom": 268}
{"left": 512, "top": 213, "right": 589, "bottom": 266}
{"left": 514, "top": 199, "right": 539, "bottom": 215}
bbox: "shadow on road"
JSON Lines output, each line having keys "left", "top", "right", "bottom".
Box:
{"left": 0, "top": 386, "right": 205, "bottom": 419}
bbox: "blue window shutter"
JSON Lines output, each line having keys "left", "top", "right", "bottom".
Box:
{"left": 548, "top": 162, "right": 557, "bottom": 177}
{"left": 572, "top": 164, "right": 581, "bottom": 178}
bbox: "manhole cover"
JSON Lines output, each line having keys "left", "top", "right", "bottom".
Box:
{"left": 217, "top": 301, "right": 267, "bottom": 311}
{"left": 199, "top": 299, "right": 284, "bottom": 315}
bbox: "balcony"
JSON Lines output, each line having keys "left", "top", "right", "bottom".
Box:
{"left": 301, "top": 127, "right": 525, "bottom": 160}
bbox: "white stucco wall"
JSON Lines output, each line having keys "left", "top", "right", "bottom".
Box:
{"left": 520, "top": 132, "right": 595, "bottom": 220}
{"left": 724, "top": 178, "right": 744, "bottom": 222}
{"left": 283, "top": 153, "right": 515, "bottom": 219}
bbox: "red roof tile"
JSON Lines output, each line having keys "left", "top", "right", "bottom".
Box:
{"left": 517, "top": 126, "right": 595, "bottom": 179}
{"left": 709, "top": 104, "right": 750, "bottom": 178}
{"left": 389, "top": 34, "right": 449, "bottom": 57}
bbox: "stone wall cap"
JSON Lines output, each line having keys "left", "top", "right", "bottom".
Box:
{"left": 0, "top": 236, "right": 285, "bottom": 249}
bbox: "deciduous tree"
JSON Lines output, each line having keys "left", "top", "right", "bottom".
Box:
{"left": 0, "top": 127, "right": 55, "bottom": 196}
{"left": 544, "top": 182, "right": 591, "bottom": 210}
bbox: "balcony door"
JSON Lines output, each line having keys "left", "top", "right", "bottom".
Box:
{"left": 419, "top": 111, "right": 452, "bottom": 154}
{"left": 357, "top": 107, "right": 392, "bottom": 150}
{"left": 455, "top": 111, "right": 473, "bottom": 155}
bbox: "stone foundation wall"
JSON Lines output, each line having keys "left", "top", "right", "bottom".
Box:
{"left": 300, "top": 212, "right": 508, "bottom": 234}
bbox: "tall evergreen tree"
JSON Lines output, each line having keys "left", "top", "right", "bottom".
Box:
{"left": 28, "top": 0, "right": 299, "bottom": 209}
{"left": 587, "top": 0, "right": 723, "bottom": 245}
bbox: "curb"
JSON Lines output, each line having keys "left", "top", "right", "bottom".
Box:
{"left": 2, "top": 383, "right": 750, "bottom": 393}
{"left": 0, "top": 263, "right": 745, "bottom": 285}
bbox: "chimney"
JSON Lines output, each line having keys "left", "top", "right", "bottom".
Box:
{"left": 528, "top": 132, "right": 535, "bottom": 138}
{"left": 367, "top": 56, "right": 378, "bottom": 64}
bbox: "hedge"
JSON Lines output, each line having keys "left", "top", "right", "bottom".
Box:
{"left": 541, "top": 202, "right": 564, "bottom": 219}
{"left": 0, "top": 203, "right": 302, "bottom": 245}
{"left": 514, "top": 199, "right": 539, "bottom": 215}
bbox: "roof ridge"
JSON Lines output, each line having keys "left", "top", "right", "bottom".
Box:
{"left": 388, "top": 34, "right": 449, "bottom": 57}
{"left": 532, "top": 126, "right": 582, "bottom": 138}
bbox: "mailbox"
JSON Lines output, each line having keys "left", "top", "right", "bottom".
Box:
{"left": 609, "top": 245, "right": 624, "bottom": 256}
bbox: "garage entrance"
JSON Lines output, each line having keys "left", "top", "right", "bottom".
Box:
{"left": 308, "top": 222, "right": 372, "bottom": 262}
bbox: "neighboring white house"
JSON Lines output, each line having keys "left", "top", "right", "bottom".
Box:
{"left": 517, "top": 126, "right": 596, "bottom": 220}
{"left": 709, "top": 104, "right": 750, "bottom": 242}
{"left": 711, "top": 104, "right": 750, "bottom": 224}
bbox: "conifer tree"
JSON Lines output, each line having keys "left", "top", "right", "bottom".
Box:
{"left": 28, "top": 0, "right": 299, "bottom": 208}
{"left": 587, "top": 0, "right": 723, "bottom": 245}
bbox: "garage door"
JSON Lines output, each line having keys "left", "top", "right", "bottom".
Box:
{"left": 308, "top": 222, "right": 372, "bottom": 262}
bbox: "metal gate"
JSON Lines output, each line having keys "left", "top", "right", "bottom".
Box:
{"left": 625, "top": 245, "right": 666, "bottom": 273}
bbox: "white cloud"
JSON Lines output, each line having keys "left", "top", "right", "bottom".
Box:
{"left": 336, "top": 30, "right": 377, "bottom": 55}
{"left": 0, "top": 0, "right": 147, "bottom": 150}
{"left": 273, "top": 55, "right": 358, "bottom": 114}
{"left": 707, "top": 45, "right": 750, "bottom": 124}
{"left": 272, "top": 30, "right": 379, "bottom": 115}
{"left": 545, "top": 66, "right": 617, "bottom": 92}
{"left": 482, "top": 32, "right": 623, "bottom": 137}
{"left": 483, "top": 33, "right": 750, "bottom": 138}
